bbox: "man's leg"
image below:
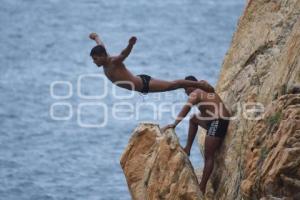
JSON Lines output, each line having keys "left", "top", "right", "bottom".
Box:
{"left": 148, "top": 78, "right": 214, "bottom": 93}
{"left": 199, "top": 135, "right": 222, "bottom": 194}
{"left": 184, "top": 114, "right": 208, "bottom": 156}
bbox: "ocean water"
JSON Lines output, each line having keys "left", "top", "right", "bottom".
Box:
{"left": 0, "top": 0, "right": 245, "bottom": 199}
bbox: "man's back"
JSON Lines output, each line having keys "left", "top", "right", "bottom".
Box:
{"left": 193, "top": 89, "right": 230, "bottom": 119}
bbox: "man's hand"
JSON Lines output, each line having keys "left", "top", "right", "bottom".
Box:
{"left": 161, "top": 123, "right": 176, "bottom": 133}
{"left": 89, "top": 32, "right": 105, "bottom": 47}
{"left": 89, "top": 32, "right": 99, "bottom": 41}
{"left": 129, "top": 36, "right": 137, "bottom": 46}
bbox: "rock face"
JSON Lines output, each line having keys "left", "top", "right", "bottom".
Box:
{"left": 120, "top": 123, "right": 202, "bottom": 200}
{"left": 121, "top": 1, "right": 300, "bottom": 199}
{"left": 241, "top": 95, "right": 300, "bottom": 199}
{"left": 201, "top": 0, "right": 300, "bottom": 199}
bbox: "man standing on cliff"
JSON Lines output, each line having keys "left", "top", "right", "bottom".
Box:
{"left": 162, "top": 75, "right": 230, "bottom": 195}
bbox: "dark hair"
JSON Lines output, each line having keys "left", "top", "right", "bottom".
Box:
{"left": 185, "top": 75, "right": 198, "bottom": 81}
{"left": 90, "top": 45, "right": 107, "bottom": 56}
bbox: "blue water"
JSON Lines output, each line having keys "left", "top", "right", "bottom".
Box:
{"left": 0, "top": 0, "right": 245, "bottom": 199}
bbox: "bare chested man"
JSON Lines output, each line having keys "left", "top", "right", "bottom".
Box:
{"left": 89, "top": 33, "right": 214, "bottom": 94}
{"left": 162, "top": 75, "right": 230, "bottom": 195}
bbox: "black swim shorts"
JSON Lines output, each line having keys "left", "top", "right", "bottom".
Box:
{"left": 206, "top": 119, "right": 229, "bottom": 138}
{"left": 137, "top": 74, "right": 151, "bottom": 94}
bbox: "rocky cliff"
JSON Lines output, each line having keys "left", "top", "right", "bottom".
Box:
{"left": 199, "top": 0, "right": 300, "bottom": 199}
{"left": 120, "top": 123, "right": 202, "bottom": 200}
{"left": 121, "top": 0, "right": 300, "bottom": 199}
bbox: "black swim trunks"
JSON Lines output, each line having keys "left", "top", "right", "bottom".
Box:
{"left": 206, "top": 119, "right": 229, "bottom": 138}
{"left": 137, "top": 74, "right": 151, "bottom": 94}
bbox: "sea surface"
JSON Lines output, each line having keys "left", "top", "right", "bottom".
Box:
{"left": 0, "top": 0, "right": 245, "bottom": 199}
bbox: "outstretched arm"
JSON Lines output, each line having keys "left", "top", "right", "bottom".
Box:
{"left": 173, "top": 102, "right": 193, "bottom": 127}
{"left": 115, "top": 36, "right": 137, "bottom": 63}
{"left": 162, "top": 94, "right": 197, "bottom": 131}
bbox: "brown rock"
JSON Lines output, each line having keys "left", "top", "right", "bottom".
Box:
{"left": 197, "top": 0, "right": 300, "bottom": 199}
{"left": 242, "top": 95, "right": 300, "bottom": 199}
{"left": 120, "top": 123, "right": 203, "bottom": 200}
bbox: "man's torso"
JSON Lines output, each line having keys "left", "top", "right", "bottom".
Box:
{"left": 103, "top": 58, "right": 141, "bottom": 90}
